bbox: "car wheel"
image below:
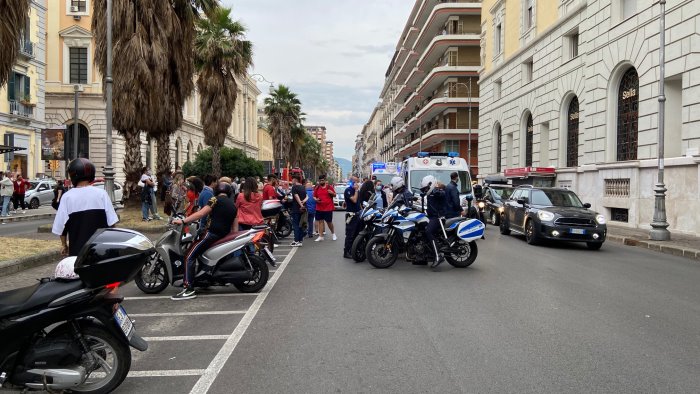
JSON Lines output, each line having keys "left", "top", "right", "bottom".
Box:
{"left": 29, "top": 198, "right": 40, "bottom": 209}
{"left": 525, "top": 219, "right": 539, "bottom": 245}
{"left": 490, "top": 211, "right": 499, "bottom": 226}
{"left": 586, "top": 242, "right": 603, "bottom": 250}
{"left": 499, "top": 214, "right": 511, "bottom": 235}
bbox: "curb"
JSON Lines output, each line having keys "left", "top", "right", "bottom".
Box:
{"left": 1, "top": 213, "right": 55, "bottom": 224}
{"left": 607, "top": 234, "right": 700, "bottom": 262}
{"left": 0, "top": 250, "right": 61, "bottom": 277}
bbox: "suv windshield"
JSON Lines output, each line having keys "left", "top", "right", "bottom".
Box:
{"left": 409, "top": 170, "right": 471, "bottom": 194}
{"left": 492, "top": 187, "right": 512, "bottom": 201}
{"left": 530, "top": 189, "right": 584, "bottom": 208}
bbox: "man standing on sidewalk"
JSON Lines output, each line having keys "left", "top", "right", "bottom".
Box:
{"left": 0, "top": 172, "right": 13, "bottom": 218}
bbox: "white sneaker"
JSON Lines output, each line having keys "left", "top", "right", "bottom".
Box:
{"left": 332, "top": 234, "right": 337, "bottom": 241}
{"left": 314, "top": 236, "right": 324, "bottom": 242}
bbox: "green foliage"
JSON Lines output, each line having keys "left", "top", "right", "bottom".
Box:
{"left": 183, "top": 147, "right": 264, "bottom": 178}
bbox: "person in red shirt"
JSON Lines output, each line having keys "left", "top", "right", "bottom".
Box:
{"left": 312, "top": 174, "right": 337, "bottom": 242}
{"left": 234, "top": 177, "right": 264, "bottom": 230}
{"left": 262, "top": 175, "right": 279, "bottom": 201}
{"left": 12, "top": 175, "right": 30, "bottom": 212}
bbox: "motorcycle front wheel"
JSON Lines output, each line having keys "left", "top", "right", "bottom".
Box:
{"left": 445, "top": 240, "right": 478, "bottom": 268}
{"left": 351, "top": 235, "right": 368, "bottom": 262}
{"left": 233, "top": 255, "right": 270, "bottom": 293}
{"left": 366, "top": 237, "right": 398, "bottom": 269}
{"left": 134, "top": 254, "right": 169, "bottom": 294}
{"left": 276, "top": 220, "right": 292, "bottom": 239}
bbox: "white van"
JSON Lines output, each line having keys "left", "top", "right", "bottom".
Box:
{"left": 400, "top": 152, "right": 473, "bottom": 202}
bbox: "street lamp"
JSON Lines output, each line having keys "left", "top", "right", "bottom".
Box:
{"left": 103, "top": 0, "right": 116, "bottom": 204}
{"left": 444, "top": 79, "right": 474, "bottom": 176}
{"left": 650, "top": 0, "right": 671, "bottom": 240}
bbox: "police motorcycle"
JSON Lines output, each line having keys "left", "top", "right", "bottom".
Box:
{"left": 134, "top": 220, "right": 270, "bottom": 294}
{"left": 0, "top": 229, "right": 152, "bottom": 394}
{"left": 366, "top": 177, "right": 484, "bottom": 269}
{"left": 350, "top": 193, "right": 385, "bottom": 262}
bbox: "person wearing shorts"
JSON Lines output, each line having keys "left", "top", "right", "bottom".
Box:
{"left": 312, "top": 175, "right": 336, "bottom": 242}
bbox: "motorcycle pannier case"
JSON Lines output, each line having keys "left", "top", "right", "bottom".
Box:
{"left": 74, "top": 228, "right": 155, "bottom": 288}
{"left": 262, "top": 199, "right": 283, "bottom": 218}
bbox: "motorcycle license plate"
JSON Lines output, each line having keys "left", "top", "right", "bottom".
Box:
{"left": 114, "top": 305, "right": 134, "bottom": 339}
{"left": 570, "top": 228, "right": 586, "bottom": 235}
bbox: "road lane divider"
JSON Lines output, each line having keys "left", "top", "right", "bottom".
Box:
{"left": 142, "top": 335, "right": 230, "bottom": 341}
{"left": 129, "top": 311, "right": 247, "bottom": 317}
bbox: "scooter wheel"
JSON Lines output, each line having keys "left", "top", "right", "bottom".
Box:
{"left": 135, "top": 254, "right": 169, "bottom": 294}
{"left": 233, "top": 255, "right": 269, "bottom": 293}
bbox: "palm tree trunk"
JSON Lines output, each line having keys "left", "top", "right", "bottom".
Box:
{"left": 155, "top": 132, "right": 171, "bottom": 181}
{"left": 121, "top": 128, "right": 143, "bottom": 203}
{"left": 212, "top": 144, "right": 221, "bottom": 178}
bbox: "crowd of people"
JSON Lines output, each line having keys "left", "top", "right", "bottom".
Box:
{"left": 0, "top": 171, "right": 34, "bottom": 218}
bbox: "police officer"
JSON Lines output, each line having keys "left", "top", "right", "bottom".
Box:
{"left": 343, "top": 176, "right": 361, "bottom": 259}
{"left": 420, "top": 175, "right": 447, "bottom": 268}
{"left": 388, "top": 176, "right": 414, "bottom": 208}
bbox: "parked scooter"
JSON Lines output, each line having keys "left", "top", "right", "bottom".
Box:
{"left": 0, "top": 228, "right": 152, "bottom": 394}
{"left": 134, "top": 223, "right": 269, "bottom": 294}
{"left": 262, "top": 199, "right": 292, "bottom": 239}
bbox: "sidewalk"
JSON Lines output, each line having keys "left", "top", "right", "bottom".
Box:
{"left": 607, "top": 224, "right": 700, "bottom": 262}
{"left": 0, "top": 205, "right": 55, "bottom": 224}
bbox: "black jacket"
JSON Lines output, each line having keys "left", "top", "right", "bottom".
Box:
{"left": 426, "top": 188, "right": 446, "bottom": 219}
{"left": 445, "top": 181, "right": 461, "bottom": 218}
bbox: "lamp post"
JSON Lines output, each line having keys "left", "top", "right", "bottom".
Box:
{"left": 650, "top": 0, "right": 671, "bottom": 240}
{"left": 444, "top": 79, "right": 474, "bottom": 176}
{"left": 103, "top": 0, "right": 116, "bottom": 204}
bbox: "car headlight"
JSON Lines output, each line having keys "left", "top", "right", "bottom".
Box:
{"left": 498, "top": 207, "right": 504, "bottom": 213}
{"left": 537, "top": 211, "right": 555, "bottom": 222}
{"left": 596, "top": 214, "right": 606, "bottom": 224}
{"left": 478, "top": 202, "right": 485, "bottom": 209}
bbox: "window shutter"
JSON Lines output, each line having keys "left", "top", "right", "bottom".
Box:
{"left": 8, "top": 73, "right": 15, "bottom": 101}
{"left": 24, "top": 76, "right": 30, "bottom": 99}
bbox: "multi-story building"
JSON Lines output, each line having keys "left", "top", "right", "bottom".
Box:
{"left": 257, "top": 128, "right": 274, "bottom": 162}
{"left": 0, "top": 0, "right": 47, "bottom": 178}
{"left": 361, "top": 0, "right": 482, "bottom": 176}
{"left": 478, "top": 0, "right": 700, "bottom": 236}
{"left": 325, "top": 140, "right": 334, "bottom": 163}
{"left": 44, "top": 2, "right": 260, "bottom": 179}
{"left": 352, "top": 134, "right": 365, "bottom": 178}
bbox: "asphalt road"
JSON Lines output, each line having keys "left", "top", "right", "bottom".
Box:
{"left": 2, "top": 213, "right": 699, "bottom": 393}
{"left": 0, "top": 218, "right": 53, "bottom": 236}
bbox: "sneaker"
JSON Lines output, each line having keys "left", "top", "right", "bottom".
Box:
{"left": 292, "top": 242, "right": 302, "bottom": 248}
{"left": 332, "top": 234, "right": 337, "bottom": 241}
{"left": 313, "top": 232, "right": 319, "bottom": 236}
{"left": 154, "top": 215, "right": 163, "bottom": 220}
{"left": 171, "top": 288, "right": 197, "bottom": 300}
{"left": 314, "top": 236, "right": 324, "bottom": 242}
{"left": 430, "top": 255, "right": 445, "bottom": 269}
{"left": 20, "top": 210, "right": 26, "bottom": 214}
{"left": 290, "top": 241, "right": 300, "bottom": 247}
{"left": 142, "top": 218, "right": 151, "bottom": 222}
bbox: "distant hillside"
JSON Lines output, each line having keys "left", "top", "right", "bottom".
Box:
{"left": 335, "top": 157, "right": 352, "bottom": 177}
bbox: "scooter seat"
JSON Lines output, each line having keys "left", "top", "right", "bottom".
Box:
{"left": 0, "top": 279, "right": 84, "bottom": 319}
{"left": 444, "top": 217, "right": 464, "bottom": 230}
{"left": 209, "top": 230, "right": 251, "bottom": 248}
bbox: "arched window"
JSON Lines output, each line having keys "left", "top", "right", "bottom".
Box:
{"left": 495, "top": 123, "right": 502, "bottom": 173}
{"left": 175, "top": 139, "right": 181, "bottom": 169}
{"left": 197, "top": 143, "right": 203, "bottom": 154}
{"left": 617, "top": 67, "right": 639, "bottom": 161}
{"left": 567, "top": 96, "right": 579, "bottom": 167}
{"left": 187, "top": 141, "right": 193, "bottom": 163}
{"left": 525, "top": 113, "right": 533, "bottom": 167}
{"left": 65, "top": 123, "right": 89, "bottom": 159}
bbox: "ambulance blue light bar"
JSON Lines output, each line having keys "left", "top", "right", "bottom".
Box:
{"left": 448, "top": 152, "right": 459, "bottom": 157}
{"left": 417, "top": 152, "right": 429, "bottom": 158}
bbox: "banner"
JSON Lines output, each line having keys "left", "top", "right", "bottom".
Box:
{"left": 41, "top": 127, "right": 66, "bottom": 160}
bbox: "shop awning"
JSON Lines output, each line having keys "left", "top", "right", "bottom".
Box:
{"left": 0, "top": 145, "right": 26, "bottom": 154}
{"left": 504, "top": 167, "right": 556, "bottom": 178}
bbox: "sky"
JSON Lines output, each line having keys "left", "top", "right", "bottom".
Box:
{"left": 220, "top": 0, "right": 414, "bottom": 162}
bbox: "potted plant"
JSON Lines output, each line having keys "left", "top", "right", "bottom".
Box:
{"left": 19, "top": 94, "right": 34, "bottom": 107}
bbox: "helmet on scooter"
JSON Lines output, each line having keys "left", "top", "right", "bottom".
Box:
{"left": 390, "top": 176, "right": 405, "bottom": 192}
{"left": 420, "top": 175, "right": 437, "bottom": 195}
{"left": 215, "top": 182, "right": 233, "bottom": 197}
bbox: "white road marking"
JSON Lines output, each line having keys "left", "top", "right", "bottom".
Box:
{"left": 128, "top": 369, "right": 205, "bottom": 378}
{"left": 189, "top": 247, "right": 298, "bottom": 394}
{"left": 125, "top": 293, "right": 257, "bottom": 301}
{"left": 130, "top": 311, "right": 246, "bottom": 317}
{"left": 142, "top": 335, "right": 229, "bottom": 341}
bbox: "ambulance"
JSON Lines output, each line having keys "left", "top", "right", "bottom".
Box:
{"left": 400, "top": 152, "right": 473, "bottom": 200}
{"left": 371, "top": 162, "right": 400, "bottom": 185}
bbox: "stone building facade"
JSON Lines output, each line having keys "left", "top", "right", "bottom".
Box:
{"left": 478, "top": 0, "right": 700, "bottom": 236}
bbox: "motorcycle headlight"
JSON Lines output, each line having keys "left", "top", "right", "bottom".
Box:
{"left": 498, "top": 207, "right": 504, "bottom": 213}
{"left": 596, "top": 214, "right": 606, "bottom": 224}
{"left": 478, "top": 202, "right": 485, "bottom": 209}
{"left": 537, "top": 211, "right": 555, "bottom": 222}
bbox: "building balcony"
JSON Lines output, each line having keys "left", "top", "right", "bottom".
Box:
{"left": 8, "top": 100, "right": 34, "bottom": 121}
{"left": 395, "top": 34, "right": 480, "bottom": 87}
{"left": 399, "top": 65, "right": 479, "bottom": 102}
{"left": 397, "top": 128, "right": 478, "bottom": 157}
{"left": 18, "top": 39, "right": 34, "bottom": 59}
{"left": 396, "top": 96, "right": 479, "bottom": 140}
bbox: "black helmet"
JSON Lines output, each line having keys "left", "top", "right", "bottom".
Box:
{"left": 215, "top": 181, "right": 233, "bottom": 197}
{"left": 67, "top": 158, "right": 96, "bottom": 187}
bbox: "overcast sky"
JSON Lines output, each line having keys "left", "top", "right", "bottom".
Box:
{"left": 220, "top": 0, "right": 413, "bottom": 161}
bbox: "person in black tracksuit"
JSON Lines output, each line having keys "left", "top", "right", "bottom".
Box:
{"left": 421, "top": 176, "right": 447, "bottom": 268}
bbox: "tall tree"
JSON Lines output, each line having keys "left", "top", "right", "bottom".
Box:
{"left": 264, "top": 85, "right": 302, "bottom": 170}
{"left": 0, "top": 0, "right": 30, "bottom": 89}
{"left": 195, "top": 6, "right": 253, "bottom": 177}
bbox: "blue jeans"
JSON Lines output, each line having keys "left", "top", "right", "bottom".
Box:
{"left": 1, "top": 196, "right": 10, "bottom": 216}
{"left": 141, "top": 201, "right": 151, "bottom": 220}
{"left": 291, "top": 212, "right": 303, "bottom": 243}
{"left": 307, "top": 211, "right": 315, "bottom": 237}
{"left": 149, "top": 189, "right": 158, "bottom": 216}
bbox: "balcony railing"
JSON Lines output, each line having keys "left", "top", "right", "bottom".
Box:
{"left": 9, "top": 100, "right": 34, "bottom": 119}
{"left": 18, "top": 39, "right": 34, "bottom": 58}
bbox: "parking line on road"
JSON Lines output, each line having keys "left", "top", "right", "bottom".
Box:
{"left": 128, "top": 369, "right": 205, "bottom": 378}
{"left": 142, "top": 335, "right": 229, "bottom": 341}
{"left": 189, "top": 247, "right": 298, "bottom": 394}
{"left": 130, "top": 311, "right": 247, "bottom": 317}
{"left": 125, "top": 293, "right": 257, "bottom": 301}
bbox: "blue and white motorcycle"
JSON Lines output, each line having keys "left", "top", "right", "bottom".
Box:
{"left": 366, "top": 207, "right": 484, "bottom": 269}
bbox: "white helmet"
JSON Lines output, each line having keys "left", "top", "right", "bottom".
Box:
{"left": 421, "top": 175, "right": 437, "bottom": 195}
{"left": 55, "top": 256, "right": 79, "bottom": 280}
{"left": 389, "top": 176, "right": 405, "bottom": 192}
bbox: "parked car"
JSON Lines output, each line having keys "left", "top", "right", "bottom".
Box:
{"left": 334, "top": 184, "right": 347, "bottom": 210}
{"left": 25, "top": 180, "right": 57, "bottom": 209}
{"left": 92, "top": 181, "right": 125, "bottom": 204}
{"left": 483, "top": 185, "right": 513, "bottom": 226}
{"left": 500, "top": 186, "right": 607, "bottom": 249}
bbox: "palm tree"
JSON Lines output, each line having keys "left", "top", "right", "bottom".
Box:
{"left": 0, "top": 0, "right": 30, "bottom": 89}
{"left": 195, "top": 6, "right": 253, "bottom": 177}
{"left": 264, "top": 85, "right": 302, "bottom": 170}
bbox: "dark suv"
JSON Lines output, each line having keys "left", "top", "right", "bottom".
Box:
{"left": 500, "top": 186, "right": 607, "bottom": 249}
